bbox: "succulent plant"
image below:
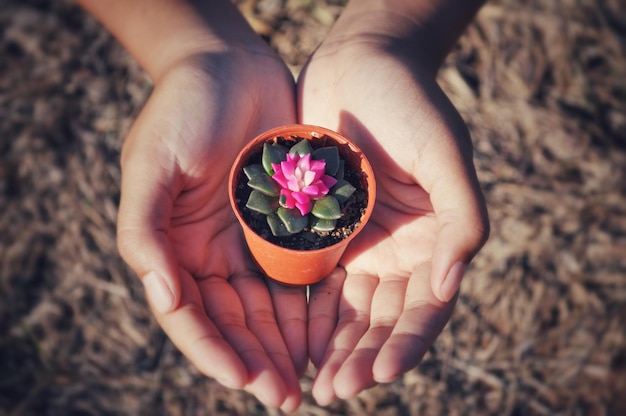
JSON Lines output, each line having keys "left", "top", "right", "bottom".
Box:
{"left": 244, "top": 139, "right": 357, "bottom": 236}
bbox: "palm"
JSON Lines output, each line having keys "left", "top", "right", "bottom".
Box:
{"left": 135, "top": 54, "right": 293, "bottom": 276}
{"left": 345, "top": 175, "right": 438, "bottom": 274}
{"left": 299, "top": 44, "right": 452, "bottom": 280}
{"left": 299, "top": 42, "right": 482, "bottom": 404}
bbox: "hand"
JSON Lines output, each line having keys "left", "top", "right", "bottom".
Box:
{"left": 298, "top": 13, "right": 489, "bottom": 405}
{"left": 116, "top": 46, "right": 307, "bottom": 411}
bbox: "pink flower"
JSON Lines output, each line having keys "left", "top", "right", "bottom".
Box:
{"left": 272, "top": 153, "right": 337, "bottom": 215}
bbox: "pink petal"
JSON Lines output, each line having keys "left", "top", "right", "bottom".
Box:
{"left": 281, "top": 159, "right": 296, "bottom": 178}
{"left": 287, "top": 176, "right": 300, "bottom": 192}
{"left": 295, "top": 165, "right": 305, "bottom": 181}
{"left": 298, "top": 154, "right": 311, "bottom": 171}
{"left": 296, "top": 200, "right": 312, "bottom": 216}
{"left": 302, "top": 185, "right": 321, "bottom": 197}
{"left": 272, "top": 171, "right": 288, "bottom": 188}
{"left": 321, "top": 175, "right": 338, "bottom": 188}
{"left": 311, "top": 179, "right": 332, "bottom": 197}
{"left": 303, "top": 170, "right": 316, "bottom": 186}
{"left": 310, "top": 159, "right": 326, "bottom": 177}
{"left": 292, "top": 191, "right": 310, "bottom": 205}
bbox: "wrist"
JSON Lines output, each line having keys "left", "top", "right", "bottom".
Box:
{"left": 321, "top": 0, "right": 485, "bottom": 72}
{"left": 77, "top": 0, "right": 270, "bottom": 82}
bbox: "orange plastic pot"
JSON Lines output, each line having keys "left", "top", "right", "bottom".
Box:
{"left": 228, "top": 124, "right": 376, "bottom": 286}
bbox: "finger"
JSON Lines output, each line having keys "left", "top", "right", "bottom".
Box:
{"left": 308, "top": 268, "right": 346, "bottom": 367}
{"left": 416, "top": 123, "right": 489, "bottom": 302}
{"left": 198, "top": 275, "right": 288, "bottom": 409}
{"left": 429, "top": 170, "right": 488, "bottom": 302}
{"left": 372, "top": 261, "right": 456, "bottom": 382}
{"left": 154, "top": 268, "right": 248, "bottom": 389}
{"left": 310, "top": 273, "right": 377, "bottom": 406}
{"left": 267, "top": 279, "right": 308, "bottom": 377}
{"left": 117, "top": 131, "right": 182, "bottom": 313}
{"left": 230, "top": 274, "right": 302, "bottom": 412}
{"left": 332, "top": 275, "right": 408, "bottom": 399}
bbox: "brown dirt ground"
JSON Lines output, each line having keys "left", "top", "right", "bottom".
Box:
{"left": 1, "top": 0, "right": 625, "bottom": 415}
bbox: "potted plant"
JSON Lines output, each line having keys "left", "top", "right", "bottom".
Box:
{"left": 228, "top": 124, "right": 376, "bottom": 286}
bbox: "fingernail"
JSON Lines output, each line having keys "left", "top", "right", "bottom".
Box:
{"left": 143, "top": 271, "right": 174, "bottom": 314}
{"left": 440, "top": 262, "right": 465, "bottom": 302}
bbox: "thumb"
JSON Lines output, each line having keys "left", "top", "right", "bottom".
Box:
{"left": 422, "top": 140, "right": 489, "bottom": 303}
{"left": 430, "top": 213, "right": 488, "bottom": 303}
{"left": 116, "top": 137, "right": 182, "bottom": 314}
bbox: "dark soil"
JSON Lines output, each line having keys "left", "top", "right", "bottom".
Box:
{"left": 1, "top": 0, "right": 625, "bottom": 415}
{"left": 234, "top": 135, "right": 368, "bottom": 250}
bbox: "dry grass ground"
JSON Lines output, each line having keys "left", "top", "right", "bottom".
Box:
{"left": 1, "top": 0, "right": 625, "bottom": 414}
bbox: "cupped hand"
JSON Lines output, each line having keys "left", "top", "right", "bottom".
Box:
{"left": 116, "top": 46, "right": 306, "bottom": 411}
{"left": 298, "top": 32, "right": 489, "bottom": 404}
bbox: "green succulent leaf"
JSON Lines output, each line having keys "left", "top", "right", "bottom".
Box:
{"left": 288, "top": 139, "right": 313, "bottom": 156}
{"left": 267, "top": 213, "right": 291, "bottom": 236}
{"left": 330, "top": 179, "right": 356, "bottom": 204}
{"left": 262, "top": 143, "right": 288, "bottom": 175}
{"left": 246, "top": 190, "right": 278, "bottom": 215}
{"left": 277, "top": 207, "right": 308, "bottom": 233}
{"left": 311, "top": 196, "right": 342, "bottom": 220}
{"left": 335, "top": 160, "right": 345, "bottom": 181}
{"left": 311, "top": 217, "right": 337, "bottom": 232}
{"left": 278, "top": 192, "right": 289, "bottom": 208}
{"left": 243, "top": 164, "right": 266, "bottom": 180}
{"left": 247, "top": 172, "right": 281, "bottom": 196}
{"left": 312, "top": 146, "right": 340, "bottom": 176}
